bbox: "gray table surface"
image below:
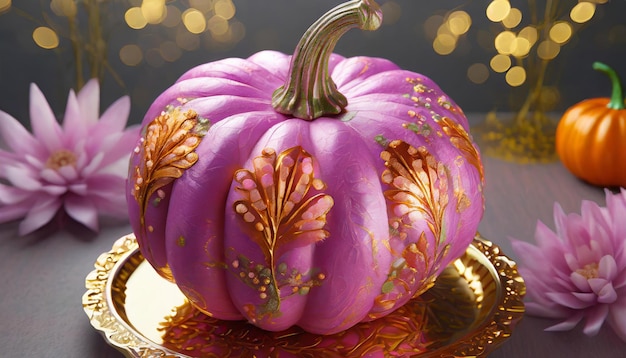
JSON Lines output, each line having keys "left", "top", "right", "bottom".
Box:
{"left": 1, "top": 114, "right": 625, "bottom": 357}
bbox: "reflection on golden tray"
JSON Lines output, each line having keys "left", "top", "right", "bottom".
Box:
{"left": 83, "top": 233, "right": 525, "bottom": 357}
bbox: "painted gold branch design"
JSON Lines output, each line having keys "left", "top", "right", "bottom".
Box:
{"left": 434, "top": 114, "right": 485, "bottom": 184}
{"left": 375, "top": 140, "right": 452, "bottom": 309}
{"left": 131, "top": 106, "right": 209, "bottom": 227}
{"left": 381, "top": 140, "right": 449, "bottom": 246}
{"left": 233, "top": 146, "right": 334, "bottom": 313}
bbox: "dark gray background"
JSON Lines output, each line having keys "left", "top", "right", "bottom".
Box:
{"left": 1, "top": 0, "right": 625, "bottom": 124}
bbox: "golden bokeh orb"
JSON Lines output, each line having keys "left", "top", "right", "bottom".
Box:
{"left": 468, "top": 63, "right": 490, "bottom": 84}
{"left": 119, "top": 44, "right": 143, "bottom": 66}
{"left": 182, "top": 8, "right": 207, "bottom": 34}
{"left": 490, "top": 54, "right": 511, "bottom": 73}
{"left": 33, "top": 27, "right": 59, "bottom": 50}
{"left": 125, "top": 7, "right": 147, "bottom": 30}
{"left": 549, "top": 22, "right": 573, "bottom": 44}
{"left": 486, "top": 0, "right": 511, "bottom": 23}
{"left": 570, "top": 2, "right": 596, "bottom": 24}
{"left": 505, "top": 66, "right": 526, "bottom": 87}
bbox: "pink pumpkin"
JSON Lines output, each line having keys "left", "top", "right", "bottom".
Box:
{"left": 127, "top": 0, "right": 484, "bottom": 335}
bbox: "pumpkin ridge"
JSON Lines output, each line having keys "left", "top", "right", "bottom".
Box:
{"left": 178, "top": 56, "right": 285, "bottom": 92}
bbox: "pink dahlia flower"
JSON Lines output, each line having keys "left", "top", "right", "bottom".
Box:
{"left": 512, "top": 189, "right": 626, "bottom": 341}
{"left": 0, "top": 79, "right": 139, "bottom": 235}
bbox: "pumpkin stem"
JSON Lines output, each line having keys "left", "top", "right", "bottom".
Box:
{"left": 593, "top": 62, "right": 625, "bottom": 110}
{"left": 272, "top": 0, "right": 383, "bottom": 120}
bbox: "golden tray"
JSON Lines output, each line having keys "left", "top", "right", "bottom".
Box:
{"left": 83, "top": 233, "right": 525, "bottom": 357}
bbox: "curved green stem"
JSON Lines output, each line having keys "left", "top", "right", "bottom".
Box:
{"left": 272, "top": 0, "right": 383, "bottom": 120}
{"left": 593, "top": 61, "right": 625, "bottom": 110}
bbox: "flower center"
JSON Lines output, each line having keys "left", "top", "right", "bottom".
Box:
{"left": 575, "top": 263, "right": 599, "bottom": 279}
{"left": 46, "top": 149, "right": 77, "bottom": 170}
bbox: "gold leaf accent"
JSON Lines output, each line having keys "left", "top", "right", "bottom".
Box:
{"left": 232, "top": 146, "right": 334, "bottom": 313}
{"left": 381, "top": 140, "right": 449, "bottom": 246}
{"left": 433, "top": 114, "right": 485, "bottom": 184}
{"left": 375, "top": 141, "right": 452, "bottom": 310}
{"left": 131, "top": 107, "right": 207, "bottom": 227}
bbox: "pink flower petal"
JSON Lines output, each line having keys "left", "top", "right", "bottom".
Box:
{"left": 599, "top": 255, "right": 618, "bottom": 281}
{"left": 570, "top": 272, "right": 591, "bottom": 292}
{"left": 41, "top": 185, "right": 67, "bottom": 196}
{"left": 69, "top": 183, "right": 88, "bottom": 196}
{"left": 0, "top": 184, "right": 31, "bottom": 205}
{"left": 94, "top": 95, "right": 131, "bottom": 134}
{"left": 57, "top": 165, "right": 78, "bottom": 181}
{"left": 0, "top": 201, "right": 33, "bottom": 223}
{"left": 545, "top": 312, "right": 583, "bottom": 331}
{"left": 60, "top": 90, "right": 87, "bottom": 146}
{"left": 582, "top": 304, "right": 609, "bottom": 336}
{"left": 614, "top": 270, "right": 626, "bottom": 289}
{"left": 29, "top": 83, "right": 63, "bottom": 151}
{"left": 608, "top": 295, "right": 626, "bottom": 341}
{"left": 76, "top": 79, "right": 100, "bottom": 125}
{"left": 525, "top": 302, "right": 569, "bottom": 318}
{"left": 5, "top": 165, "right": 42, "bottom": 191}
{"left": 588, "top": 278, "right": 609, "bottom": 295}
{"left": 571, "top": 292, "right": 597, "bottom": 303}
{"left": 40, "top": 168, "right": 66, "bottom": 185}
{"left": 64, "top": 194, "right": 98, "bottom": 231}
{"left": 81, "top": 152, "right": 104, "bottom": 176}
{"left": 18, "top": 195, "right": 61, "bottom": 235}
{"left": 597, "top": 284, "right": 618, "bottom": 304}
{"left": 545, "top": 292, "right": 593, "bottom": 309}
{"left": 0, "top": 111, "right": 44, "bottom": 157}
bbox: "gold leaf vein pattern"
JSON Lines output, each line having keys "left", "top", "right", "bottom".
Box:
{"left": 374, "top": 141, "right": 452, "bottom": 314}
{"left": 232, "top": 146, "right": 334, "bottom": 315}
{"left": 433, "top": 114, "right": 485, "bottom": 184}
{"left": 381, "top": 140, "right": 449, "bottom": 247}
{"left": 131, "top": 106, "right": 209, "bottom": 228}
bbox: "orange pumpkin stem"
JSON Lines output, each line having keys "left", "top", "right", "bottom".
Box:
{"left": 272, "top": 0, "right": 383, "bottom": 120}
{"left": 592, "top": 62, "right": 625, "bottom": 110}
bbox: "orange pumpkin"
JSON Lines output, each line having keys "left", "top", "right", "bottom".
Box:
{"left": 556, "top": 62, "right": 626, "bottom": 187}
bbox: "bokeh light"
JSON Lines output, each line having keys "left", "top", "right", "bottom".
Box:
{"left": 182, "top": 8, "right": 207, "bottom": 34}
{"left": 549, "top": 22, "right": 572, "bottom": 44}
{"left": 570, "top": 2, "right": 596, "bottom": 23}
{"left": 381, "top": 0, "right": 401, "bottom": 26}
{"left": 501, "top": 7, "right": 522, "bottom": 29}
{"left": 423, "top": 15, "right": 444, "bottom": 40}
{"left": 125, "top": 7, "right": 147, "bottom": 30}
{"left": 50, "top": 0, "right": 76, "bottom": 17}
{"left": 537, "top": 40, "right": 560, "bottom": 60}
{"left": 208, "top": 15, "right": 229, "bottom": 36}
{"left": 505, "top": 66, "right": 526, "bottom": 87}
{"left": 0, "top": 0, "right": 10, "bottom": 14}
{"left": 486, "top": 0, "right": 511, "bottom": 23}
{"left": 447, "top": 11, "right": 471, "bottom": 36}
{"left": 141, "top": 0, "right": 166, "bottom": 25}
{"left": 518, "top": 26, "right": 538, "bottom": 47}
{"left": 430, "top": 11, "right": 471, "bottom": 55}
{"left": 490, "top": 54, "right": 512, "bottom": 73}
{"left": 494, "top": 30, "right": 516, "bottom": 55}
{"left": 119, "top": 44, "right": 143, "bottom": 66}
{"left": 162, "top": 5, "right": 181, "bottom": 28}
{"left": 33, "top": 27, "right": 59, "bottom": 49}
{"left": 468, "top": 63, "right": 490, "bottom": 84}
{"left": 159, "top": 41, "right": 182, "bottom": 62}
{"left": 214, "top": 0, "right": 236, "bottom": 20}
